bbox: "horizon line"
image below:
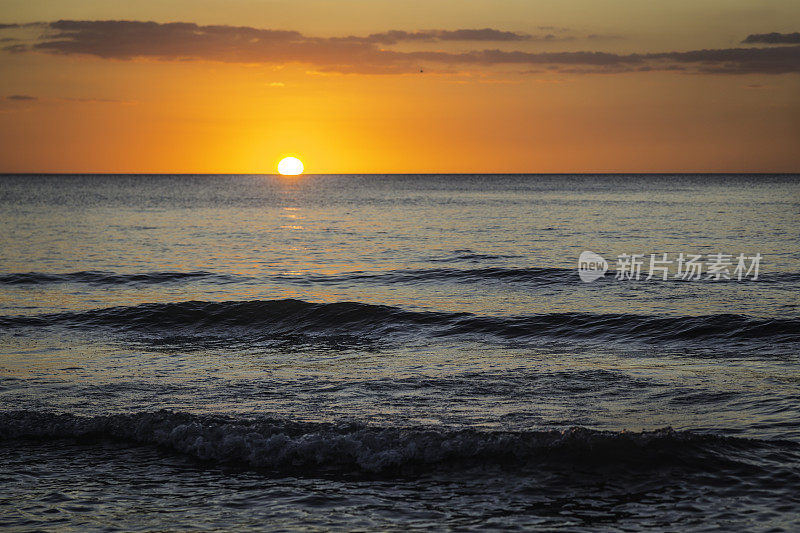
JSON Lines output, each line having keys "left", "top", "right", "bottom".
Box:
{"left": 2, "top": 172, "right": 799, "bottom": 176}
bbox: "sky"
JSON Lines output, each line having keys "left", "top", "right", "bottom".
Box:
{"left": 0, "top": 0, "right": 798, "bottom": 173}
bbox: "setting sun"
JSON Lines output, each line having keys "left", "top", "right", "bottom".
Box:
{"left": 277, "top": 157, "right": 304, "bottom": 175}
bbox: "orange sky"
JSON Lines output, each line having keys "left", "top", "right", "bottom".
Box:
{"left": 0, "top": 0, "right": 798, "bottom": 173}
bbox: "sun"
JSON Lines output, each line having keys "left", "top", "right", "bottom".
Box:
{"left": 277, "top": 157, "right": 304, "bottom": 175}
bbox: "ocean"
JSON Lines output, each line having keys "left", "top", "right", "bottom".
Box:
{"left": 1, "top": 173, "right": 799, "bottom": 531}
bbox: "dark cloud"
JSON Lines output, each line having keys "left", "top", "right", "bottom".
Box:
{"left": 404, "top": 46, "right": 800, "bottom": 74}
{"left": 3, "top": 43, "right": 28, "bottom": 53}
{"left": 438, "top": 28, "right": 529, "bottom": 41}
{"left": 743, "top": 32, "right": 800, "bottom": 44}
{"left": 337, "top": 28, "right": 531, "bottom": 44}
{"left": 649, "top": 46, "right": 800, "bottom": 74}
{"left": 29, "top": 20, "right": 309, "bottom": 60}
{"left": 405, "top": 49, "right": 641, "bottom": 67}
{"left": 2, "top": 20, "right": 798, "bottom": 75}
{"left": 6, "top": 94, "right": 37, "bottom": 101}
{"left": 325, "top": 28, "right": 562, "bottom": 46}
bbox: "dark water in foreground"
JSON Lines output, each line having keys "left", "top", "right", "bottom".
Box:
{"left": 1, "top": 174, "right": 799, "bottom": 531}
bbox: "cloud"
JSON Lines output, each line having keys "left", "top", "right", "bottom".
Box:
{"left": 402, "top": 46, "right": 800, "bottom": 74}
{"left": 2, "top": 20, "right": 799, "bottom": 75}
{"left": 25, "top": 20, "right": 309, "bottom": 60}
{"left": 743, "top": 32, "right": 800, "bottom": 44}
{"left": 6, "top": 94, "right": 37, "bottom": 100}
{"left": 351, "top": 28, "right": 532, "bottom": 44}
{"left": 648, "top": 46, "right": 800, "bottom": 74}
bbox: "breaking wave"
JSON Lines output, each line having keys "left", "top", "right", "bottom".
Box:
{"left": 1, "top": 410, "right": 797, "bottom": 475}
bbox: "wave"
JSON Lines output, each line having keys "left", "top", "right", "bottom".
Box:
{"left": 0, "top": 271, "right": 233, "bottom": 285}
{"left": 290, "top": 268, "right": 799, "bottom": 285}
{"left": 1, "top": 410, "right": 796, "bottom": 475}
{"left": 429, "top": 249, "right": 523, "bottom": 263}
{"left": 276, "top": 267, "right": 576, "bottom": 286}
{"left": 0, "top": 299, "right": 797, "bottom": 344}
{"left": 0, "top": 267, "right": 573, "bottom": 287}
{"left": 3, "top": 267, "right": 797, "bottom": 288}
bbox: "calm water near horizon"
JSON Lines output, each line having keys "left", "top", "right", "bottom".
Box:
{"left": 1, "top": 174, "right": 799, "bottom": 531}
